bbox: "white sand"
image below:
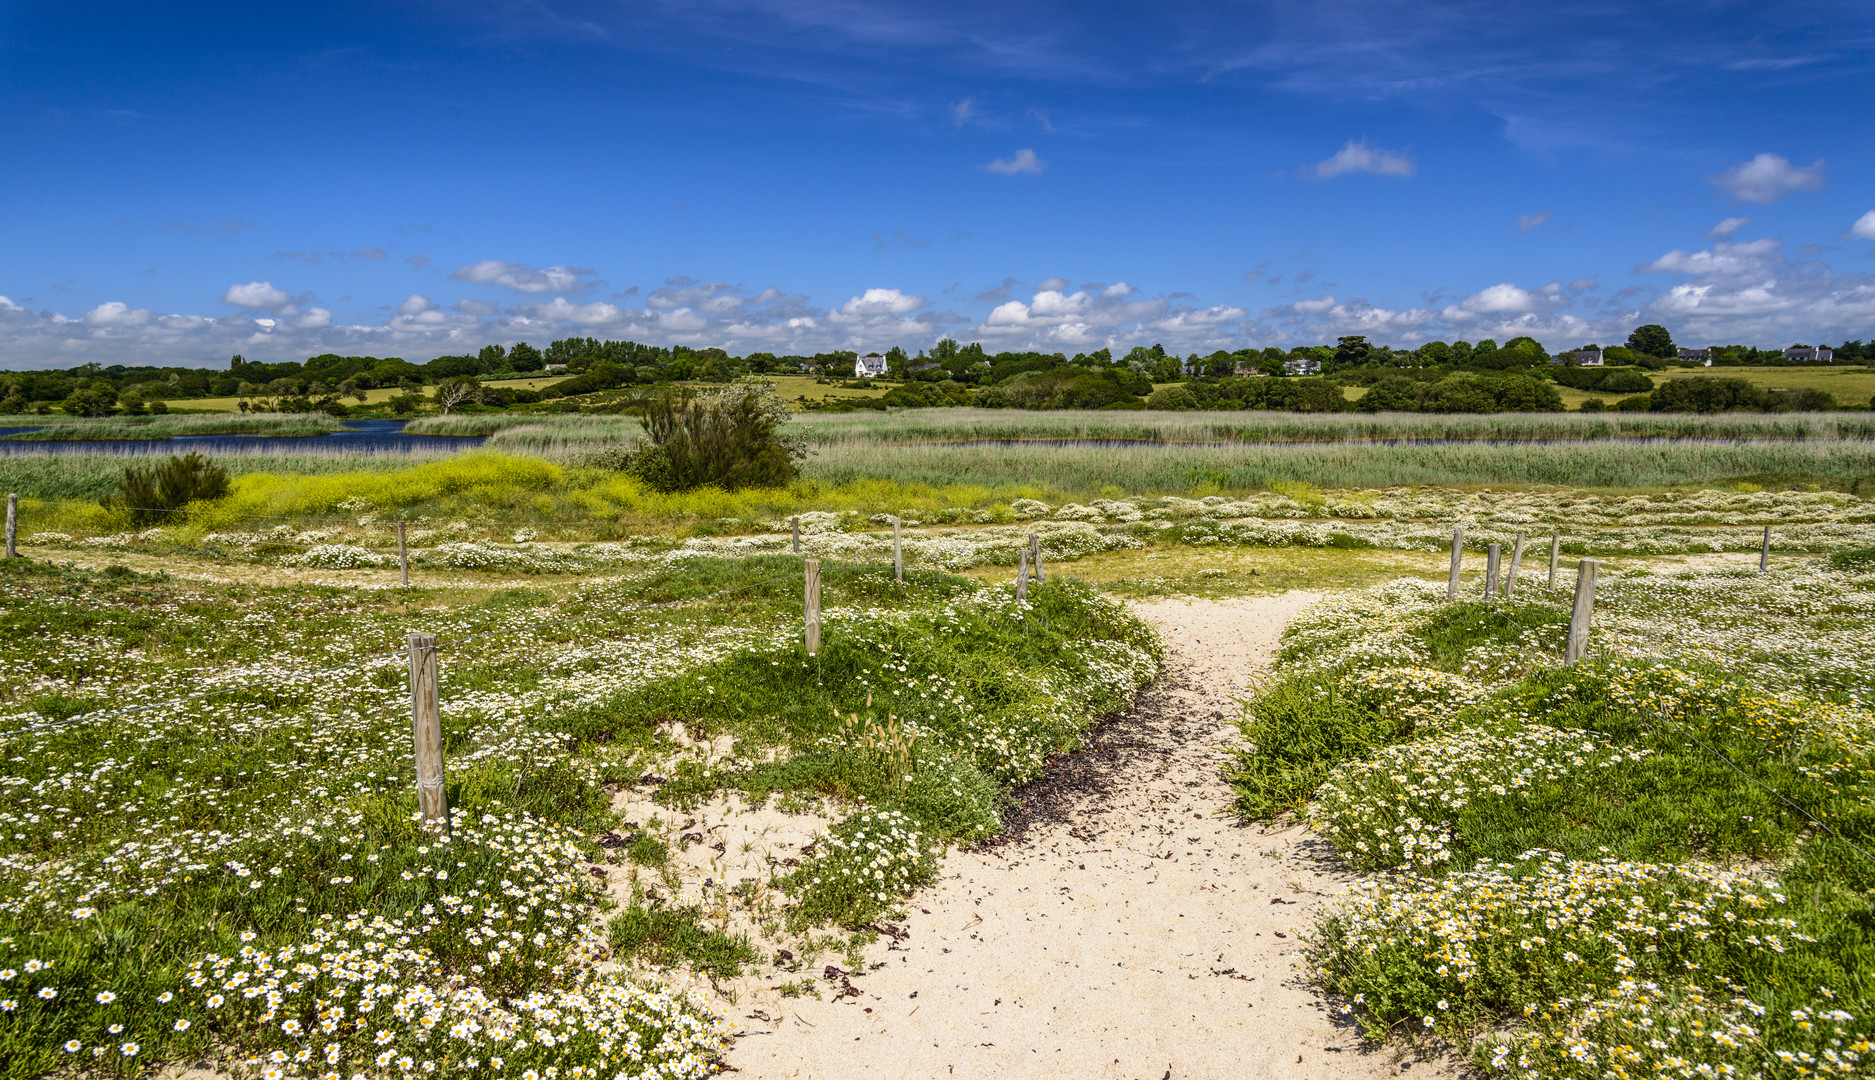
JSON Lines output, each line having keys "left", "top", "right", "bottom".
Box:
{"left": 725, "top": 592, "right": 1458, "bottom": 1080}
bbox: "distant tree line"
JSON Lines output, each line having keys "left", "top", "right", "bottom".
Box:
{"left": 1, "top": 323, "right": 1868, "bottom": 418}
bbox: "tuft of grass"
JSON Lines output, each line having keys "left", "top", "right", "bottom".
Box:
{"left": 606, "top": 904, "right": 758, "bottom": 981}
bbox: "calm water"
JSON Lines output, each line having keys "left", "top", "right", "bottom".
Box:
{"left": 0, "top": 418, "right": 490, "bottom": 455}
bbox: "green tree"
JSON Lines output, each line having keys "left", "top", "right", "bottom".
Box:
{"left": 477, "top": 344, "right": 508, "bottom": 370}
{"left": 1627, "top": 324, "right": 1676, "bottom": 359}
{"left": 508, "top": 342, "right": 545, "bottom": 371}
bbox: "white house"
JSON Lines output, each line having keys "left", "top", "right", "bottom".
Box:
{"left": 855, "top": 353, "right": 889, "bottom": 378}
{"left": 1783, "top": 345, "right": 1834, "bottom": 362}
{"left": 1283, "top": 355, "right": 1322, "bottom": 376}
{"left": 1677, "top": 348, "right": 1713, "bottom": 365}
{"left": 1555, "top": 348, "right": 1605, "bottom": 367}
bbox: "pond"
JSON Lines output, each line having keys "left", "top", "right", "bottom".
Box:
{"left": 0, "top": 418, "right": 490, "bottom": 455}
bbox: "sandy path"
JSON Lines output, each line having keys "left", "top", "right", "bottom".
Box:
{"left": 727, "top": 592, "right": 1451, "bottom": 1080}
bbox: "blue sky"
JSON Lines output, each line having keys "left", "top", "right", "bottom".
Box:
{"left": 1, "top": 0, "right": 1872, "bottom": 368}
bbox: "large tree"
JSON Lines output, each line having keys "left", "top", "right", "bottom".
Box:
{"left": 1627, "top": 324, "right": 1676, "bottom": 359}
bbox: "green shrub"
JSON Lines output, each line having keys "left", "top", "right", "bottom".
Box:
{"left": 632, "top": 383, "right": 806, "bottom": 492}
{"left": 99, "top": 452, "right": 230, "bottom": 523}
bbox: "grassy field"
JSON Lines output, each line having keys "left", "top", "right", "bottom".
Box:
{"left": 1651, "top": 363, "right": 1875, "bottom": 402}
{"left": 0, "top": 549, "right": 1157, "bottom": 1079}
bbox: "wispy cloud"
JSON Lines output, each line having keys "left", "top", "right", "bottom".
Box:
{"left": 1516, "top": 212, "right": 1554, "bottom": 234}
{"left": 1305, "top": 140, "right": 1415, "bottom": 180}
{"left": 450, "top": 259, "right": 595, "bottom": 294}
{"left": 982, "top": 148, "right": 1045, "bottom": 175}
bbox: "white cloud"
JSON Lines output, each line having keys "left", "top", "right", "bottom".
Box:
{"left": 1849, "top": 210, "right": 1875, "bottom": 241}
{"left": 1292, "top": 295, "right": 1337, "bottom": 314}
{"left": 1101, "top": 282, "right": 1136, "bottom": 298}
{"left": 534, "top": 297, "right": 629, "bottom": 326}
{"left": 648, "top": 279, "right": 744, "bottom": 312}
{"left": 455, "top": 298, "right": 500, "bottom": 316}
{"left": 1706, "top": 217, "right": 1753, "bottom": 239}
{"left": 1444, "top": 282, "right": 1569, "bottom": 318}
{"left": 983, "top": 148, "right": 1045, "bottom": 175}
{"left": 1643, "top": 238, "right": 1783, "bottom": 278}
{"left": 82, "top": 301, "right": 154, "bottom": 327}
{"left": 222, "top": 281, "right": 290, "bottom": 308}
{"left": 1517, "top": 212, "right": 1554, "bottom": 234}
{"left": 296, "top": 307, "right": 333, "bottom": 330}
{"left": 396, "top": 294, "right": 433, "bottom": 316}
{"left": 1710, "top": 153, "right": 1825, "bottom": 204}
{"left": 449, "top": 259, "right": 589, "bottom": 294}
{"left": 1037, "top": 276, "right": 1070, "bottom": 291}
{"left": 836, "top": 288, "right": 925, "bottom": 318}
{"left": 952, "top": 98, "right": 976, "bottom": 125}
{"left": 1306, "top": 140, "right": 1415, "bottom": 180}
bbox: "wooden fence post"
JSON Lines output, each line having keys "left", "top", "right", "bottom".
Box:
{"left": 892, "top": 517, "right": 903, "bottom": 584}
{"left": 1760, "top": 525, "right": 1771, "bottom": 574}
{"left": 1548, "top": 535, "right": 1561, "bottom": 589}
{"left": 1505, "top": 533, "right": 1525, "bottom": 597}
{"left": 804, "top": 558, "right": 821, "bottom": 653}
{"left": 791, "top": 516, "right": 801, "bottom": 555}
{"left": 1016, "top": 544, "right": 1030, "bottom": 601}
{"left": 1484, "top": 543, "right": 1502, "bottom": 601}
{"left": 397, "top": 522, "right": 410, "bottom": 588}
{"left": 1565, "top": 558, "right": 1599, "bottom": 665}
{"left": 406, "top": 633, "right": 449, "bottom": 836}
{"left": 4, "top": 493, "right": 15, "bottom": 559}
{"left": 1447, "top": 526, "right": 1464, "bottom": 601}
{"left": 1030, "top": 533, "right": 1044, "bottom": 583}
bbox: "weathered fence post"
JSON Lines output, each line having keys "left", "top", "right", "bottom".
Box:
{"left": 1548, "top": 535, "right": 1561, "bottom": 589}
{"left": 892, "top": 517, "right": 903, "bottom": 584}
{"left": 397, "top": 522, "right": 410, "bottom": 588}
{"left": 803, "top": 558, "right": 821, "bottom": 653}
{"left": 1016, "top": 544, "right": 1030, "bottom": 602}
{"left": 1484, "top": 543, "right": 1502, "bottom": 601}
{"left": 1030, "top": 533, "right": 1044, "bottom": 583}
{"left": 791, "top": 516, "right": 801, "bottom": 555}
{"left": 1447, "top": 526, "right": 1464, "bottom": 601}
{"left": 1565, "top": 558, "right": 1599, "bottom": 665}
{"left": 1760, "top": 525, "right": 1771, "bottom": 574}
{"left": 4, "top": 493, "right": 15, "bottom": 559}
{"left": 1505, "top": 533, "right": 1525, "bottom": 597}
{"left": 406, "top": 633, "right": 449, "bottom": 836}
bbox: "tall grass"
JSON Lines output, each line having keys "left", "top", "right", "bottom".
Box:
{"left": 0, "top": 413, "right": 344, "bottom": 440}
{"left": 802, "top": 438, "right": 1875, "bottom": 492}
{"left": 421, "top": 408, "right": 1875, "bottom": 449}
{"left": 785, "top": 408, "right": 1875, "bottom": 445}
{"left": 0, "top": 450, "right": 458, "bottom": 500}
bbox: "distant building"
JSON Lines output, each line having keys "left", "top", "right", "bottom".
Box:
{"left": 1783, "top": 345, "right": 1835, "bottom": 362}
{"left": 909, "top": 361, "right": 942, "bottom": 375}
{"left": 1554, "top": 348, "right": 1605, "bottom": 367}
{"left": 855, "top": 353, "right": 889, "bottom": 378}
{"left": 1283, "top": 355, "right": 1322, "bottom": 376}
{"left": 1677, "top": 348, "right": 1713, "bottom": 364}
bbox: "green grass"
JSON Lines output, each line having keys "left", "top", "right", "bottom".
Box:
{"left": 1228, "top": 568, "right": 1875, "bottom": 1077}
{"left": 1652, "top": 364, "right": 1875, "bottom": 404}
{"left": 606, "top": 904, "right": 759, "bottom": 981}
{"left": 0, "top": 551, "right": 1158, "bottom": 1078}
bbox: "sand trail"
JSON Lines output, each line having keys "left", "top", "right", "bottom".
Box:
{"left": 727, "top": 592, "right": 1451, "bottom": 1080}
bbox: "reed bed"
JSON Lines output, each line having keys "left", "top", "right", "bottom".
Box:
{"left": 801, "top": 438, "right": 1875, "bottom": 492}
{"left": 417, "top": 408, "right": 1875, "bottom": 448}
{"left": 786, "top": 408, "right": 1875, "bottom": 445}
{"left": 0, "top": 412, "right": 344, "bottom": 440}
{"left": 0, "top": 449, "right": 459, "bottom": 500}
